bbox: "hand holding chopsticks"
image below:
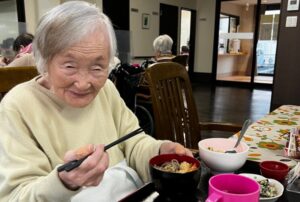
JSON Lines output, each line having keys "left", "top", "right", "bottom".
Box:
{"left": 57, "top": 127, "right": 144, "bottom": 172}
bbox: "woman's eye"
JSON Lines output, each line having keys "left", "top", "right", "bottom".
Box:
{"left": 91, "top": 65, "right": 102, "bottom": 71}
{"left": 61, "top": 64, "right": 77, "bottom": 74}
{"left": 66, "top": 65, "right": 75, "bottom": 69}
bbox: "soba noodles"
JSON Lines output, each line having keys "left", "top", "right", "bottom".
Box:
{"left": 154, "top": 159, "right": 197, "bottom": 173}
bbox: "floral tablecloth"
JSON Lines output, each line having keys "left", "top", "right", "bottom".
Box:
{"left": 232, "top": 105, "right": 300, "bottom": 168}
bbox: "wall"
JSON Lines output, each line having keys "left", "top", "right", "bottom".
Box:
{"left": 217, "top": 55, "right": 243, "bottom": 75}
{"left": 24, "top": 0, "right": 60, "bottom": 34}
{"left": 271, "top": 0, "right": 300, "bottom": 110}
{"left": 194, "top": 0, "right": 216, "bottom": 73}
{"left": 130, "top": 0, "right": 159, "bottom": 57}
{"left": 25, "top": 0, "right": 103, "bottom": 35}
{"left": 130, "top": 0, "right": 197, "bottom": 58}
{"left": 22, "top": 0, "right": 213, "bottom": 74}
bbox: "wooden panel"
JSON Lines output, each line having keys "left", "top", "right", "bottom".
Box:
{"left": 0, "top": 66, "right": 38, "bottom": 94}
{"left": 271, "top": 0, "right": 300, "bottom": 110}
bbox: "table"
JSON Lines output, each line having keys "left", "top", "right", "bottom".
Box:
{"left": 120, "top": 105, "right": 300, "bottom": 201}
{"left": 231, "top": 105, "right": 300, "bottom": 167}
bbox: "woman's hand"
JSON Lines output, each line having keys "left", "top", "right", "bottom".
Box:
{"left": 58, "top": 144, "right": 109, "bottom": 190}
{"left": 159, "top": 142, "right": 193, "bottom": 157}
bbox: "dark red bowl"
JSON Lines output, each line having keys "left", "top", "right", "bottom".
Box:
{"left": 260, "top": 161, "right": 289, "bottom": 182}
{"left": 149, "top": 154, "right": 201, "bottom": 199}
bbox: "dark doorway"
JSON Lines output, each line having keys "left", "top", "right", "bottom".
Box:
{"left": 187, "top": 9, "right": 196, "bottom": 75}
{"left": 103, "top": 0, "right": 129, "bottom": 30}
{"left": 159, "top": 3, "right": 178, "bottom": 55}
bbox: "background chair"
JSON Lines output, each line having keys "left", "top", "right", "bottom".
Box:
{"left": 145, "top": 62, "right": 241, "bottom": 149}
{"left": 0, "top": 66, "right": 38, "bottom": 100}
{"left": 172, "top": 55, "right": 189, "bottom": 67}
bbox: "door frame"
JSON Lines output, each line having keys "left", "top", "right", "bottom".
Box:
{"left": 180, "top": 7, "right": 196, "bottom": 76}
{"left": 159, "top": 4, "right": 196, "bottom": 76}
{"left": 213, "top": 0, "right": 274, "bottom": 89}
{"left": 159, "top": 3, "right": 179, "bottom": 55}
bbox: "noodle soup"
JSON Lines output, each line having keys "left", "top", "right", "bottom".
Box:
{"left": 153, "top": 159, "right": 198, "bottom": 173}
{"left": 149, "top": 154, "right": 201, "bottom": 200}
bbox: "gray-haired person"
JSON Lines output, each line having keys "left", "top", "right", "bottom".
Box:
{"left": 152, "top": 34, "right": 175, "bottom": 62}
{"left": 0, "top": 1, "right": 192, "bottom": 201}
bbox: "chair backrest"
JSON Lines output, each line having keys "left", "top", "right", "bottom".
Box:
{"left": 0, "top": 66, "right": 38, "bottom": 95}
{"left": 172, "top": 55, "right": 188, "bottom": 67}
{"left": 145, "top": 62, "right": 200, "bottom": 148}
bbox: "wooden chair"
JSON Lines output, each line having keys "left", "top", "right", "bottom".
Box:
{"left": 145, "top": 62, "right": 242, "bottom": 149}
{"left": 0, "top": 66, "right": 38, "bottom": 99}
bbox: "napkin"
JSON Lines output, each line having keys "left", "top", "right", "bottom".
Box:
{"left": 71, "top": 159, "right": 143, "bottom": 202}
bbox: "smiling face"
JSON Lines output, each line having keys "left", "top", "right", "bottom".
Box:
{"left": 45, "top": 29, "right": 110, "bottom": 108}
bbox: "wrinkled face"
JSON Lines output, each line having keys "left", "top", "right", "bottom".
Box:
{"left": 46, "top": 29, "right": 110, "bottom": 108}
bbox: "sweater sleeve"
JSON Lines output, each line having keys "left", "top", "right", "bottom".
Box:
{"left": 104, "top": 80, "right": 165, "bottom": 182}
{"left": 0, "top": 106, "right": 79, "bottom": 202}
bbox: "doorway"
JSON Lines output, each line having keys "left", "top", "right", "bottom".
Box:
{"left": 159, "top": 4, "right": 196, "bottom": 74}
{"left": 179, "top": 8, "right": 196, "bottom": 72}
{"left": 159, "top": 3, "right": 178, "bottom": 55}
{"left": 255, "top": 4, "right": 280, "bottom": 84}
{"left": 214, "top": 0, "right": 281, "bottom": 87}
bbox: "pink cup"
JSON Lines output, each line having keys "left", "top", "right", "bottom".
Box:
{"left": 206, "top": 174, "right": 260, "bottom": 202}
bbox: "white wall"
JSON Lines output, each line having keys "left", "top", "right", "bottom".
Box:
{"left": 194, "top": 0, "right": 216, "bottom": 73}
{"left": 22, "top": 0, "right": 215, "bottom": 74}
{"left": 25, "top": 0, "right": 60, "bottom": 35}
{"left": 130, "top": 0, "right": 160, "bottom": 57}
{"left": 130, "top": 0, "right": 198, "bottom": 56}
{"left": 130, "top": 0, "right": 215, "bottom": 74}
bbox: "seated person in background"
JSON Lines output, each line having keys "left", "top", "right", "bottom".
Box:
{"left": 0, "top": 1, "right": 192, "bottom": 201}
{"left": 140, "top": 34, "right": 174, "bottom": 68}
{"left": 180, "top": 45, "right": 189, "bottom": 55}
{"left": 7, "top": 32, "right": 36, "bottom": 67}
{"left": 6, "top": 52, "right": 35, "bottom": 67}
{"left": 138, "top": 34, "right": 176, "bottom": 97}
{"left": 12, "top": 32, "right": 34, "bottom": 59}
{"left": 1, "top": 33, "right": 34, "bottom": 67}
{"left": 153, "top": 34, "right": 175, "bottom": 62}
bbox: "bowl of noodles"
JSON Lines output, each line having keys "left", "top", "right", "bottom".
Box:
{"left": 149, "top": 154, "right": 201, "bottom": 200}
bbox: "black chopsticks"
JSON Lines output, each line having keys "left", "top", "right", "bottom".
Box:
{"left": 57, "top": 127, "right": 144, "bottom": 172}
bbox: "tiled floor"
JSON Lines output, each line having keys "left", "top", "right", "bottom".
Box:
{"left": 191, "top": 82, "right": 272, "bottom": 138}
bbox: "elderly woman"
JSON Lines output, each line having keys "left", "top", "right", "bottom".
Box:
{"left": 153, "top": 34, "right": 175, "bottom": 62}
{"left": 0, "top": 1, "right": 192, "bottom": 201}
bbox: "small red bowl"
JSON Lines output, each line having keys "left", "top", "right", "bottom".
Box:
{"left": 260, "top": 161, "right": 289, "bottom": 182}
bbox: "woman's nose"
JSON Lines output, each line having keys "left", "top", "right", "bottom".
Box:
{"left": 74, "top": 72, "right": 92, "bottom": 90}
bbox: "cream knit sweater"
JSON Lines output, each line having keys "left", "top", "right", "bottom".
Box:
{"left": 0, "top": 77, "right": 163, "bottom": 202}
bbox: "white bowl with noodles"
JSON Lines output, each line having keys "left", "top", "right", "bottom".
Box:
{"left": 239, "top": 173, "right": 284, "bottom": 202}
{"left": 198, "top": 138, "right": 249, "bottom": 173}
{"left": 149, "top": 154, "right": 201, "bottom": 200}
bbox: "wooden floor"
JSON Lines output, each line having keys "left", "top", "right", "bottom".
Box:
{"left": 217, "top": 75, "right": 273, "bottom": 84}
{"left": 191, "top": 82, "right": 272, "bottom": 138}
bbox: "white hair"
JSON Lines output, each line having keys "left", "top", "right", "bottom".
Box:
{"left": 153, "top": 34, "right": 173, "bottom": 54}
{"left": 32, "top": 1, "right": 117, "bottom": 74}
